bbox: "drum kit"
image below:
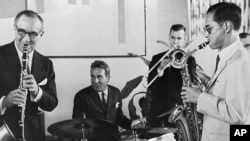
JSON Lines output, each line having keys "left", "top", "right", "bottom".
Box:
{"left": 48, "top": 118, "right": 177, "bottom": 141}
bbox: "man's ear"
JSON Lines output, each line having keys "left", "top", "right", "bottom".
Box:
{"left": 40, "top": 31, "right": 44, "bottom": 37}
{"left": 224, "top": 21, "right": 232, "bottom": 34}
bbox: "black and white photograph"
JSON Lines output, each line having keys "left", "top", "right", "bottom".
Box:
{"left": 0, "top": 0, "right": 250, "bottom": 141}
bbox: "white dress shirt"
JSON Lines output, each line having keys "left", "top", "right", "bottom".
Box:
{"left": 98, "top": 87, "right": 108, "bottom": 103}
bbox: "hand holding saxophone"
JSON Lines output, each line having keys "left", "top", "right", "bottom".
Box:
{"left": 181, "top": 85, "right": 202, "bottom": 103}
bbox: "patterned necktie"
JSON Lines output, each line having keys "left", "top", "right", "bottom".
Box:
{"left": 214, "top": 55, "right": 220, "bottom": 73}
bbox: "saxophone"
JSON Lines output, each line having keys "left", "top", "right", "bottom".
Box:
{"left": 0, "top": 121, "right": 15, "bottom": 141}
{"left": 168, "top": 41, "right": 210, "bottom": 141}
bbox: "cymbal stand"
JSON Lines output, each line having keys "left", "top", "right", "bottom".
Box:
{"left": 132, "top": 128, "right": 139, "bottom": 141}
{"left": 81, "top": 124, "right": 87, "bottom": 141}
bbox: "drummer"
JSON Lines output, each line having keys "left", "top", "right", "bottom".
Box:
{"left": 72, "top": 60, "right": 145, "bottom": 140}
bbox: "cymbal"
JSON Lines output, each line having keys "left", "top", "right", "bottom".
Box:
{"left": 48, "top": 118, "right": 118, "bottom": 139}
{"left": 145, "top": 127, "right": 176, "bottom": 135}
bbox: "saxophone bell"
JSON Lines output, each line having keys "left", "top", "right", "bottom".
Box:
{"left": 0, "top": 121, "right": 16, "bottom": 141}
{"left": 168, "top": 105, "right": 185, "bottom": 122}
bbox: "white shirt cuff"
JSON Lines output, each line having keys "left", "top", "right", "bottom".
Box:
{"left": 0, "top": 96, "right": 7, "bottom": 115}
{"left": 30, "top": 87, "right": 43, "bottom": 102}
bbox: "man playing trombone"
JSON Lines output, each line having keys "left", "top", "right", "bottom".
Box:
{"left": 147, "top": 24, "right": 196, "bottom": 129}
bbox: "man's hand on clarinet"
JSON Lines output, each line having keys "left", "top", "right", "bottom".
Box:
{"left": 2, "top": 89, "right": 26, "bottom": 109}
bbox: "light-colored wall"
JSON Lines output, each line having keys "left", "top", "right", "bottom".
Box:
{"left": 0, "top": 0, "right": 191, "bottom": 135}
{"left": 44, "top": 0, "right": 190, "bottom": 135}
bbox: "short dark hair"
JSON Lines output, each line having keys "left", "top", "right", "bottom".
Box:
{"left": 169, "top": 24, "right": 186, "bottom": 35}
{"left": 207, "top": 2, "right": 241, "bottom": 30}
{"left": 91, "top": 60, "right": 110, "bottom": 77}
{"left": 239, "top": 32, "right": 250, "bottom": 39}
{"left": 14, "top": 10, "right": 44, "bottom": 26}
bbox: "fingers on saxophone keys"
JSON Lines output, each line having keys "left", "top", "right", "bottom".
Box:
{"left": 181, "top": 89, "right": 188, "bottom": 102}
{"left": 181, "top": 95, "right": 186, "bottom": 100}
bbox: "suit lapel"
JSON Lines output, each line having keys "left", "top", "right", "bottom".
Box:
{"left": 206, "top": 43, "right": 241, "bottom": 92}
{"left": 106, "top": 86, "right": 113, "bottom": 117}
{"left": 91, "top": 88, "right": 107, "bottom": 112}
{"left": 4, "top": 42, "right": 21, "bottom": 81}
{"left": 206, "top": 60, "right": 228, "bottom": 91}
{"left": 31, "top": 51, "right": 42, "bottom": 82}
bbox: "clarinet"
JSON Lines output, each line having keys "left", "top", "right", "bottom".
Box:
{"left": 18, "top": 45, "right": 29, "bottom": 141}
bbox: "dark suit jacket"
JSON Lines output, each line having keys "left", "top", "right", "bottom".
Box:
{"left": 147, "top": 50, "right": 196, "bottom": 127}
{"left": 73, "top": 85, "right": 131, "bottom": 130}
{"left": 0, "top": 41, "right": 58, "bottom": 141}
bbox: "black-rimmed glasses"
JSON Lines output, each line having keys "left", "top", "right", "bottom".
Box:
{"left": 204, "top": 22, "right": 225, "bottom": 35}
{"left": 15, "top": 26, "right": 42, "bottom": 39}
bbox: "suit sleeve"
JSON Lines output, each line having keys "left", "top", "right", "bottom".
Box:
{"left": 38, "top": 60, "right": 58, "bottom": 111}
{"left": 197, "top": 58, "right": 250, "bottom": 124}
{"left": 116, "top": 90, "right": 132, "bottom": 129}
{"left": 72, "top": 92, "right": 86, "bottom": 118}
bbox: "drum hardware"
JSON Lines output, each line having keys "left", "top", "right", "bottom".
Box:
{"left": 80, "top": 124, "right": 87, "bottom": 141}
{"left": 48, "top": 118, "right": 118, "bottom": 140}
{"left": 120, "top": 128, "right": 147, "bottom": 141}
{"left": 132, "top": 128, "right": 140, "bottom": 141}
{"left": 157, "top": 107, "right": 176, "bottom": 118}
{"left": 120, "top": 127, "right": 176, "bottom": 141}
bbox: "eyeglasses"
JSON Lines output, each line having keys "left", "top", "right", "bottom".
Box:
{"left": 15, "top": 26, "right": 42, "bottom": 39}
{"left": 204, "top": 22, "right": 225, "bottom": 35}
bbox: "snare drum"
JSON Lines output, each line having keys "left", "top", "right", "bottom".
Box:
{"left": 148, "top": 133, "right": 176, "bottom": 141}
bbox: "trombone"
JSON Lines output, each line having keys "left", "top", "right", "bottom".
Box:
{"left": 146, "top": 41, "right": 209, "bottom": 88}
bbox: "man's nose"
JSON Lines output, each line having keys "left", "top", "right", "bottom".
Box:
{"left": 92, "top": 77, "right": 99, "bottom": 83}
{"left": 22, "top": 34, "right": 31, "bottom": 42}
{"left": 203, "top": 31, "right": 210, "bottom": 38}
{"left": 173, "top": 39, "right": 178, "bottom": 43}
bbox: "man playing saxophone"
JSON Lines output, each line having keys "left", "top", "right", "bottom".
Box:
{"left": 0, "top": 10, "right": 58, "bottom": 141}
{"left": 181, "top": 2, "right": 250, "bottom": 141}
